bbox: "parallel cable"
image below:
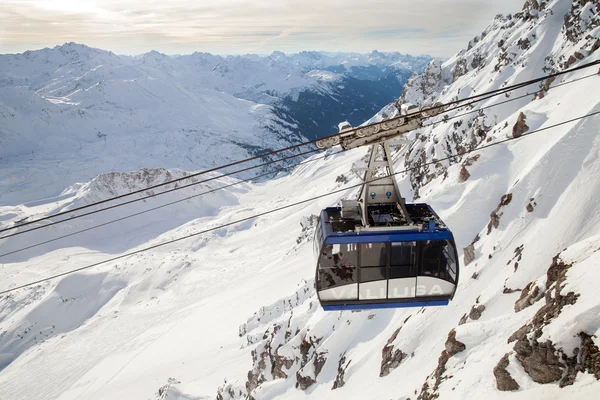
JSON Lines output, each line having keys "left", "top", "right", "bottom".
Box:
{"left": 2, "top": 59, "right": 598, "bottom": 235}
{"left": 2, "top": 110, "right": 598, "bottom": 295}
{"left": 428, "top": 59, "right": 600, "bottom": 116}
{"left": 422, "top": 72, "right": 600, "bottom": 129}
{"left": 2, "top": 68, "right": 598, "bottom": 242}
{"left": 0, "top": 150, "right": 343, "bottom": 258}
{"left": 0, "top": 147, "right": 322, "bottom": 240}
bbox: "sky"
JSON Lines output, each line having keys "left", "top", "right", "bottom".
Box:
{"left": 0, "top": 0, "right": 526, "bottom": 57}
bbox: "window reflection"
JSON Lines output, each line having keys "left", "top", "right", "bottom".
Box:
{"left": 317, "top": 243, "right": 358, "bottom": 290}
{"left": 390, "top": 241, "right": 417, "bottom": 278}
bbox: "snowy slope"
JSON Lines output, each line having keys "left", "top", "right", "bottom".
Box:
{"left": 1, "top": 0, "right": 600, "bottom": 399}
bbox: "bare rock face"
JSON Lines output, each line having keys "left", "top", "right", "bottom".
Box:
{"left": 494, "top": 353, "right": 520, "bottom": 391}
{"left": 453, "top": 58, "right": 469, "bottom": 82}
{"left": 295, "top": 372, "right": 315, "bottom": 390}
{"left": 380, "top": 346, "right": 407, "bottom": 377}
{"left": 512, "top": 112, "right": 529, "bottom": 138}
{"left": 332, "top": 354, "right": 351, "bottom": 389}
{"left": 314, "top": 352, "right": 327, "bottom": 378}
{"left": 246, "top": 349, "right": 267, "bottom": 393}
{"left": 417, "top": 329, "right": 466, "bottom": 399}
{"left": 487, "top": 211, "right": 501, "bottom": 233}
{"left": 295, "top": 340, "right": 327, "bottom": 390}
{"left": 463, "top": 234, "right": 480, "bottom": 266}
{"left": 514, "top": 339, "right": 563, "bottom": 384}
{"left": 380, "top": 327, "right": 407, "bottom": 377}
{"left": 514, "top": 282, "right": 542, "bottom": 312}
{"left": 508, "top": 324, "right": 530, "bottom": 344}
{"left": 459, "top": 303, "right": 486, "bottom": 325}
{"left": 463, "top": 244, "right": 476, "bottom": 265}
{"left": 459, "top": 166, "right": 471, "bottom": 182}
{"left": 507, "top": 254, "right": 583, "bottom": 385}
{"left": 560, "top": 332, "right": 600, "bottom": 387}
{"left": 272, "top": 354, "right": 294, "bottom": 379}
{"left": 469, "top": 304, "right": 486, "bottom": 321}
{"left": 297, "top": 214, "right": 319, "bottom": 244}
{"left": 217, "top": 381, "right": 246, "bottom": 400}
{"left": 445, "top": 329, "right": 466, "bottom": 356}
{"left": 487, "top": 193, "right": 513, "bottom": 234}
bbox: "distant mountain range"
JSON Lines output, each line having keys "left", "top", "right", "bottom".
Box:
{"left": 0, "top": 44, "right": 430, "bottom": 204}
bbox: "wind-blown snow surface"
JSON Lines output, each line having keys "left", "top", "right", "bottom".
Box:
{"left": 1, "top": 0, "right": 600, "bottom": 399}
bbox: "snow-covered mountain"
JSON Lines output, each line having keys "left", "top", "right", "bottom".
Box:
{"left": 1, "top": 0, "right": 600, "bottom": 399}
{"left": 0, "top": 44, "right": 429, "bottom": 205}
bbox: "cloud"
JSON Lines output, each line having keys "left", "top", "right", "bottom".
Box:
{"left": 0, "top": 0, "right": 526, "bottom": 56}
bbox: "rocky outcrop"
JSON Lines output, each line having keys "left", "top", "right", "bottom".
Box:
{"left": 469, "top": 304, "right": 486, "bottom": 321}
{"left": 332, "top": 354, "right": 351, "bottom": 389}
{"left": 463, "top": 234, "right": 480, "bottom": 266}
{"left": 562, "top": 0, "right": 600, "bottom": 44}
{"left": 445, "top": 329, "right": 466, "bottom": 356}
{"left": 514, "top": 281, "right": 543, "bottom": 312}
{"left": 459, "top": 302, "right": 486, "bottom": 325}
{"left": 417, "top": 329, "right": 466, "bottom": 399}
{"left": 459, "top": 166, "right": 470, "bottom": 182}
{"left": 380, "top": 330, "right": 407, "bottom": 377}
{"left": 296, "top": 214, "right": 319, "bottom": 244}
{"left": 514, "top": 338, "right": 563, "bottom": 383}
{"left": 560, "top": 332, "right": 600, "bottom": 387}
{"left": 236, "top": 281, "right": 332, "bottom": 396}
{"left": 487, "top": 193, "right": 513, "bottom": 234}
{"left": 295, "top": 372, "right": 316, "bottom": 390}
{"left": 453, "top": 58, "right": 469, "bottom": 82}
{"left": 512, "top": 112, "right": 529, "bottom": 138}
{"left": 526, "top": 197, "right": 537, "bottom": 212}
{"left": 295, "top": 350, "right": 327, "bottom": 389}
{"left": 493, "top": 353, "right": 520, "bottom": 391}
{"left": 217, "top": 381, "right": 246, "bottom": 400}
{"left": 463, "top": 244, "right": 476, "bottom": 265}
{"left": 379, "top": 322, "right": 415, "bottom": 378}
{"left": 507, "top": 254, "right": 582, "bottom": 385}
{"left": 401, "top": 60, "right": 451, "bottom": 106}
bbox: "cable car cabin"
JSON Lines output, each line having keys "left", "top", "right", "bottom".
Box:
{"left": 314, "top": 203, "right": 459, "bottom": 311}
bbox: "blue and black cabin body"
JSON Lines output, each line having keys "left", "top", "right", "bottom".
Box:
{"left": 314, "top": 203, "right": 459, "bottom": 311}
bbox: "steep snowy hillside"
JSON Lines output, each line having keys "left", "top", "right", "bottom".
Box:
{"left": 0, "top": 45, "right": 429, "bottom": 206}
{"left": 212, "top": 1, "right": 600, "bottom": 398}
{"left": 0, "top": 0, "right": 599, "bottom": 399}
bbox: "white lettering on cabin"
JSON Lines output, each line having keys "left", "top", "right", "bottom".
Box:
{"left": 331, "top": 287, "right": 349, "bottom": 299}
{"left": 362, "top": 287, "right": 386, "bottom": 299}
{"left": 322, "top": 284, "right": 446, "bottom": 300}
